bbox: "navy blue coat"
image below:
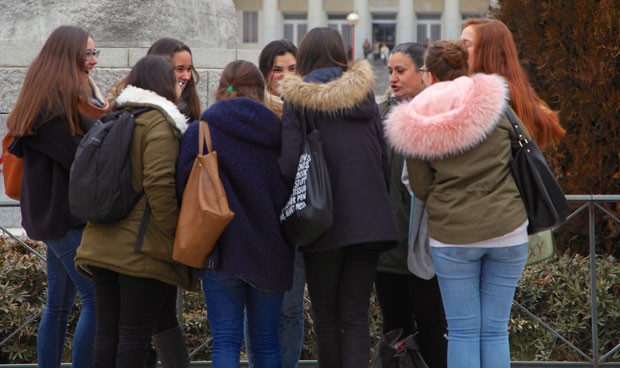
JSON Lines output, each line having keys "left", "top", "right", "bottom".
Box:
{"left": 176, "top": 97, "right": 294, "bottom": 292}
{"left": 278, "top": 61, "right": 399, "bottom": 253}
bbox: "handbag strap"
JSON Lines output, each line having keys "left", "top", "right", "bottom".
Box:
{"left": 298, "top": 108, "right": 317, "bottom": 139}
{"left": 505, "top": 108, "right": 531, "bottom": 151}
{"left": 199, "top": 120, "right": 213, "bottom": 154}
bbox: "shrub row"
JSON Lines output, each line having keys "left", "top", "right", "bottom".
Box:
{"left": 2, "top": 237, "right": 620, "bottom": 363}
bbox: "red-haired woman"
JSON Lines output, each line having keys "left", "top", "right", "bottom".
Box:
{"left": 461, "top": 18, "right": 565, "bottom": 148}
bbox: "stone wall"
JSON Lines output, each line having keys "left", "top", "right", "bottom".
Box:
{"left": 0, "top": 0, "right": 262, "bottom": 229}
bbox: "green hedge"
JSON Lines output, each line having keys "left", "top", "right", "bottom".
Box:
{"left": 3, "top": 238, "right": 620, "bottom": 363}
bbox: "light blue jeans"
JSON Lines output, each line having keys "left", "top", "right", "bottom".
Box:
{"left": 246, "top": 250, "right": 306, "bottom": 368}
{"left": 431, "top": 243, "right": 528, "bottom": 368}
{"left": 38, "top": 226, "right": 96, "bottom": 368}
{"left": 203, "top": 269, "right": 284, "bottom": 368}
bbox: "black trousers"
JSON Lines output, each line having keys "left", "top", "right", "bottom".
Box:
{"left": 90, "top": 267, "right": 178, "bottom": 368}
{"left": 375, "top": 271, "right": 447, "bottom": 368}
{"left": 304, "top": 244, "right": 381, "bottom": 368}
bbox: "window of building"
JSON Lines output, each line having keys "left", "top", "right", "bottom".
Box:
{"left": 284, "top": 13, "right": 308, "bottom": 46}
{"left": 242, "top": 11, "right": 258, "bottom": 43}
{"left": 416, "top": 13, "right": 441, "bottom": 46}
{"left": 462, "top": 12, "right": 489, "bottom": 21}
{"left": 372, "top": 13, "right": 397, "bottom": 50}
{"left": 462, "top": 13, "right": 489, "bottom": 27}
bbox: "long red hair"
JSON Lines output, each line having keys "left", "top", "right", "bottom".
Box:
{"left": 464, "top": 18, "right": 565, "bottom": 148}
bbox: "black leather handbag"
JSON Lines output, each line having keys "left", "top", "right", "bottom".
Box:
{"left": 280, "top": 109, "right": 333, "bottom": 247}
{"left": 506, "top": 108, "right": 571, "bottom": 234}
{"left": 371, "top": 328, "right": 429, "bottom": 368}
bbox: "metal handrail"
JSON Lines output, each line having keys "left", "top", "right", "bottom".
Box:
{"left": 1, "top": 195, "right": 620, "bottom": 367}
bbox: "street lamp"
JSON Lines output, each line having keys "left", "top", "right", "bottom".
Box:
{"left": 346, "top": 12, "right": 360, "bottom": 62}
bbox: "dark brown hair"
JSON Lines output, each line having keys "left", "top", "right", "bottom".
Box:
{"left": 8, "top": 25, "right": 90, "bottom": 136}
{"left": 215, "top": 60, "right": 265, "bottom": 103}
{"left": 147, "top": 38, "right": 201, "bottom": 120}
{"left": 125, "top": 55, "right": 179, "bottom": 104}
{"left": 259, "top": 39, "right": 297, "bottom": 80}
{"left": 424, "top": 40, "right": 470, "bottom": 82}
{"left": 295, "top": 27, "right": 348, "bottom": 77}
{"left": 464, "top": 18, "right": 564, "bottom": 147}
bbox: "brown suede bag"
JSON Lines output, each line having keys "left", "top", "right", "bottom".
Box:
{"left": 173, "top": 120, "right": 234, "bottom": 268}
{"left": 2, "top": 133, "right": 23, "bottom": 201}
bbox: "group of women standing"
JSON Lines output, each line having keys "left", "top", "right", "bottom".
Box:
{"left": 5, "top": 17, "right": 564, "bottom": 368}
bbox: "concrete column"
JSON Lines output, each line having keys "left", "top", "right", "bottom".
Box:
{"left": 354, "top": 0, "right": 370, "bottom": 61}
{"left": 308, "top": 0, "right": 325, "bottom": 29}
{"left": 397, "top": 0, "right": 415, "bottom": 44}
{"left": 443, "top": 0, "right": 461, "bottom": 40}
{"left": 263, "top": 0, "right": 279, "bottom": 43}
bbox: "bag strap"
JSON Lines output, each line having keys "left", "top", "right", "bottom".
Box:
{"left": 134, "top": 201, "right": 151, "bottom": 252}
{"left": 298, "top": 108, "right": 317, "bottom": 138}
{"left": 199, "top": 120, "right": 213, "bottom": 154}
{"left": 505, "top": 108, "right": 530, "bottom": 149}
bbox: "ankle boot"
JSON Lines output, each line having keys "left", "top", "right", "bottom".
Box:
{"left": 152, "top": 326, "right": 190, "bottom": 368}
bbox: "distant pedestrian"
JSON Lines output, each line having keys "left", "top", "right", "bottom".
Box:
{"left": 363, "top": 38, "right": 372, "bottom": 59}
{"left": 373, "top": 40, "right": 380, "bottom": 60}
{"left": 380, "top": 42, "right": 390, "bottom": 65}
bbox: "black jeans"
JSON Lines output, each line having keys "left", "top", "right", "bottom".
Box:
{"left": 90, "top": 267, "right": 178, "bottom": 368}
{"left": 375, "top": 272, "right": 447, "bottom": 368}
{"left": 304, "top": 244, "right": 381, "bottom": 368}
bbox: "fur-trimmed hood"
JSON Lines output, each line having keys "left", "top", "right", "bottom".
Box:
{"left": 116, "top": 85, "right": 188, "bottom": 134}
{"left": 385, "top": 73, "right": 509, "bottom": 160}
{"left": 279, "top": 60, "right": 376, "bottom": 113}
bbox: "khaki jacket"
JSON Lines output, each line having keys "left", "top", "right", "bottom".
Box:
{"left": 386, "top": 74, "right": 529, "bottom": 244}
{"left": 76, "top": 86, "right": 196, "bottom": 290}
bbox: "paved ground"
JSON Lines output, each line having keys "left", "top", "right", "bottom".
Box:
{"left": 368, "top": 56, "right": 391, "bottom": 102}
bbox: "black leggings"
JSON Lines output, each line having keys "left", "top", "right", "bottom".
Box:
{"left": 375, "top": 271, "right": 447, "bottom": 368}
{"left": 304, "top": 244, "right": 381, "bottom": 368}
{"left": 90, "top": 267, "right": 178, "bottom": 368}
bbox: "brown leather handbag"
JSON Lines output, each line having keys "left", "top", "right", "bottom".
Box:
{"left": 2, "top": 132, "right": 23, "bottom": 200}
{"left": 173, "top": 120, "right": 234, "bottom": 268}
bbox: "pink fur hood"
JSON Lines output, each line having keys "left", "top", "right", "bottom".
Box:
{"left": 384, "top": 73, "right": 509, "bottom": 160}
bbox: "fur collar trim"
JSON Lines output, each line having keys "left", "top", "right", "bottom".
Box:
{"left": 116, "top": 85, "right": 188, "bottom": 133}
{"left": 385, "top": 74, "right": 509, "bottom": 160}
{"left": 279, "top": 60, "right": 375, "bottom": 113}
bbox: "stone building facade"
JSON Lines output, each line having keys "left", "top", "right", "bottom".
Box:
{"left": 232, "top": 0, "right": 496, "bottom": 57}
{"left": 0, "top": 0, "right": 249, "bottom": 227}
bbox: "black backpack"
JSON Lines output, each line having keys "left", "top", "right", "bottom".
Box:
{"left": 69, "top": 107, "right": 151, "bottom": 224}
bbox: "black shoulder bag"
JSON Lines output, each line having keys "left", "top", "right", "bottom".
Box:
{"left": 506, "top": 108, "right": 571, "bottom": 234}
{"left": 280, "top": 109, "right": 334, "bottom": 247}
{"left": 371, "top": 328, "right": 429, "bottom": 368}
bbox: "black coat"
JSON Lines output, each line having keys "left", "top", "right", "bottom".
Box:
{"left": 9, "top": 115, "right": 86, "bottom": 241}
{"left": 279, "top": 60, "right": 399, "bottom": 253}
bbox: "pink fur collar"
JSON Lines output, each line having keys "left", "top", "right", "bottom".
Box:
{"left": 385, "top": 73, "right": 509, "bottom": 160}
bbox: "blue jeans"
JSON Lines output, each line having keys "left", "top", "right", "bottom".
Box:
{"left": 246, "top": 250, "right": 306, "bottom": 368}
{"left": 38, "top": 226, "right": 95, "bottom": 368}
{"left": 203, "top": 269, "right": 284, "bottom": 368}
{"left": 431, "top": 243, "right": 528, "bottom": 368}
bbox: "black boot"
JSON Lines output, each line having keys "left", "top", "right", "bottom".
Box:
{"left": 144, "top": 342, "right": 158, "bottom": 368}
{"left": 152, "top": 326, "right": 190, "bottom": 368}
